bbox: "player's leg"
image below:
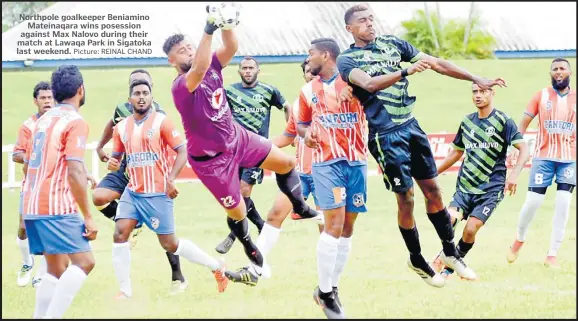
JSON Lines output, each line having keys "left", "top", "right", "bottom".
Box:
{"left": 431, "top": 193, "right": 467, "bottom": 273}
{"left": 111, "top": 190, "right": 140, "bottom": 298}
{"left": 92, "top": 171, "right": 125, "bottom": 221}
{"left": 255, "top": 191, "right": 291, "bottom": 269}
{"left": 140, "top": 194, "right": 228, "bottom": 293}
{"left": 410, "top": 121, "right": 475, "bottom": 280}
{"left": 545, "top": 161, "right": 576, "bottom": 267}
{"left": 16, "top": 211, "right": 34, "bottom": 287}
{"left": 27, "top": 216, "right": 95, "bottom": 319}
{"left": 369, "top": 127, "right": 444, "bottom": 287}
{"left": 311, "top": 161, "right": 347, "bottom": 319}
{"left": 508, "top": 160, "right": 553, "bottom": 263}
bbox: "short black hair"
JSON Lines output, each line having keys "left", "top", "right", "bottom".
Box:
{"left": 239, "top": 56, "right": 259, "bottom": 68}
{"left": 344, "top": 4, "right": 369, "bottom": 25}
{"left": 129, "top": 79, "right": 152, "bottom": 96}
{"left": 311, "top": 38, "right": 341, "bottom": 61}
{"left": 33, "top": 81, "right": 51, "bottom": 99}
{"left": 51, "top": 65, "right": 84, "bottom": 103}
{"left": 162, "top": 33, "right": 185, "bottom": 55}
{"left": 300, "top": 58, "right": 308, "bottom": 74}
{"left": 552, "top": 57, "right": 571, "bottom": 69}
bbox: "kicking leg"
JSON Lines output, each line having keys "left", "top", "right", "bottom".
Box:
{"left": 112, "top": 218, "right": 138, "bottom": 298}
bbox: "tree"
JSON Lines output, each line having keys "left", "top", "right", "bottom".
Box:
{"left": 2, "top": 2, "right": 55, "bottom": 32}
{"left": 400, "top": 7, "right": 497, "bottom": 60}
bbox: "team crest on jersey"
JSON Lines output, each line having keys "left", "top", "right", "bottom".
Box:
{"left": 545, "top": 100, "right": 552, "bottom": 110}
{"left": 564, "top": 168, "right": 574, "bottom": 179}
{"left": 211, "top": 88, "right": 225, "bottom": 110}
{"left": 211, "top": 71, "right": 219, "bottom": 80}
{"left": 311, "top": 93, "right": 319, "bottom": 104}
{"left": 150, "top": 217, "right": 160, "bottom": 230}
{"left": 362, "top": 51, "right": 372, "bottom": 61}
{"left": 236, "top": 95, "right": 242, "bottom": 104}
{"left": 147, "top": 129, "right": 154, "bottom": 139}
{"left": 252, "top": 93, "right": 264, "bottom": 103}
{"left": 353, "top": 193, "right": 365, "bottom": 207}
{"left": 485, "top": 127, "right": 496, "bottom": 136}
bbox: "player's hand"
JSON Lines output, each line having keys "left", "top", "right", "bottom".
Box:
{"left": 473, "top": 76, "right": 507, "bottom": 90}
{"left": 87, "top": 175, "right": 97, "bottom": 190}
{"left": 205, "top": 4, "right": 220, "bottom": 35}
{"left": 96, "top": 147, "right": 110, "bottom": 163}
{"left": 107, "top": 158, "right": 120, "bottom": 172}
{"left": 83, "top": 217, "right": 98, "bottom": 241}
{"left": 166, "top": 178, "right": 179, "bottom": 199}
{"left": 504, "top": 175, "right": 518, "bottom": 196}
{"left": 407, "top": 60, "right": 431, "bottom": 76}
{"left": 304, "top": 128, "right": 320, "bottom": 149}
{"left": 338, "top": 85, "right": 354, "bottom": 104}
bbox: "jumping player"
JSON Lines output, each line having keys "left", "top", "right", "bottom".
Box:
{"left": 13, "top": 81, "right": 53, "bottom": 288}
{"left": 163, "top": 6, "right": 319, "bottom": 284}
{"left": 507, "top": 58, "right": 576, "bottom": 267}
{"left": 92, "top": 69, "right": 187, "bottom": 294}
{"left": 433, "top": 83, "right": 529, "bottom": 278}
{"left": 108, "top": 79, "right": 228, "bottom": 298}
{"left": 337, "top": 4, "right": 505, "bottom": 285}
{"left": 22, "top": 65, "right": 97, "bottom": 319}
{"left": 216, "top": 56, "right": 291, "bottom": 255}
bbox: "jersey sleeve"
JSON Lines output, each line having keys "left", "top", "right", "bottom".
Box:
{"left": 392, "top": 36, "right": 422, "bottom": 63}
{"left": 451, "top": 123, "right": 466, "bottom": 151}
{"left": 297, "top": 91, "right": 313, "bottom": 125}
{"left": 337, "top": 54, "right": 359, "bottom": 85}
{"left": 160, "top": 117, "right": 185, "bottom": 150}
{"left": 505, "top": 118, "right": 525, "bottom": 146}
{"left": 271, "top": 86, "right": 287, "bottom": 110}
{"left": 111, "top": 124, "right": 125, "bottom": 157}
{"left": 63, "top": 119, "right": 89, "bottom": 162}
{"left": 13, "top": 124, "right": 31, "bottom": 155}
{"left": 283, "top": 110, "right": 297, "bottom": 137}
{"left": 524, "top": 91, "right": 541, "bottom": 118}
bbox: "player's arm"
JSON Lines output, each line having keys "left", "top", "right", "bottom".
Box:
{"left": 296, "top": 91, "right": 312, "bottom": 137}
{"left": 438, "top": 125, "right": 466, "bottom": 174}
{"left": 282, "top": 101, "right": 291, "bottom": 122}
{"left": 12, "top": 125, "right": 31, "bottom": 164}
{"left": 107, "top": 125, "right": 125, "bottom": 171}
{"left": 504, "top": 119, "right": 530, "bottom": 195}
{"left": 517, "top": 91, "right": 541, "bottom": 135}
{"left": 337, "top": 55, "right": 428, "bottom": 94}
{"left": 96, "top": 119, "right": 114, "bottom": 162}
{"left": 273, "top": 104, "right": 298, "bottom": 148}
{"left": 215, "top": 29, "right": 238, "bottom": 68}
{"left": 161, "top": 119, "right": 187, "bottom": 181}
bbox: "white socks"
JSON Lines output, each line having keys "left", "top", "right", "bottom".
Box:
{"left": 44, "top": 265, "right": 88, "bottom": 319}
{"left": 34, "top": 273, "right": 58, "bottom": 319}
{"left": 255, "top": 223, "right": 281, "bottom": 259}
{"left": 174, "top": 239, "right": 220, "bottom": 271}
{"left": 112, "top": 242, "right": 132, "bottom": 297}
{"left": 36, "top": 255, "right": 47, "bottom": 279}
{"left": 317, "top": 232, "right": 339, "bottom": 293}
{"left": 332, "top": 236, "right": 352, "bottom": 288}
{"left": 548, "top": 190, "right": 573, "bottom": 257}
{"left": 17, "top": 237, "right": 33, "bottom": 266}
{"left": 516, "top": 191, "right": 546, "bottom": 242}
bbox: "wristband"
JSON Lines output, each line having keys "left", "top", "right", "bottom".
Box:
{"left": 401, "top": 69, "right": 409, "bottom": 78}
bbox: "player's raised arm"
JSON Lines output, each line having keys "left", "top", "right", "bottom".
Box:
{"left": 216, "top": 29, "right": 239, "bottom": 68}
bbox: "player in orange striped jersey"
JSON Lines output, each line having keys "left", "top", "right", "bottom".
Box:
{"left": 22, "top": 65, "right": 97, "bottom": 319}
{"left": 12, "top": 81, "right": 53, "bottom": 288}
{"left": 508, "top": 58, "right": 576, "bottom": 267}
{"left": 297, "top": 38, "right": 368, "bottom": 319}
{"left": 108, "top": 79, "right": 228, "bottom": 298}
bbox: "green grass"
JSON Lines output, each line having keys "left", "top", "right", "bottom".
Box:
{"left": 1, "top": 59, "right": 576, "bottom": 318}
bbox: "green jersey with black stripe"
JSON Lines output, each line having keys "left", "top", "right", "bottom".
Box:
{"left": 337, "top": 35, "right": 423, "bottom": 134}
{"left": 452, "top": 109, "right": 525, "bottom": 194}
{"left": 226, "top": 82, "right": 286, "bottom": 138}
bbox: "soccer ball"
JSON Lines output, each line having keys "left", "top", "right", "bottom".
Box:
{"left": 207, "top": 2, "right": 241, "bottom": 30}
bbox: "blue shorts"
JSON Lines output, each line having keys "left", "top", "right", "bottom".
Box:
{"left": 312, "top": 159, "right": 367, "bottom": 213}
{"left": 368, "top": 119, "right": 438, "bottom": 193}
{"left": 528, "top": 159, "right": 576, "bottom": 188}
{"left": 96, "top": 158, "right": 129, "bottom": 194}
{"left": 116, "top": 189, "right": 175, "bottom": 235}
{"left": 24, "top": 215, "right": 92, "bottom": 255}
{"left": 449, "top": 190, "right": 504, "bottom": 224}
{"left": 300, "top": 173, "right": 318, "bottom": 206}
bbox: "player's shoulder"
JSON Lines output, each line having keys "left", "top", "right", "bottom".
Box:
{"left": 299, "top": 78, "right": 316, "bottom": 97}
{"left": 227, "top": 82, "right": 242, "bottom": 91}
{"left": 493, "top": 108, "right": 513, "bottom": 121}
{"left": 257, "top": 81, "right": 277, "bottom": 92}
{"left": 152, "top": 101, "right": 165, "bottom": 113}
{"left": 22, "top": 113, "right": 39, "bottom": 130}
{"left": 461, "top": 112, "right": 477, "bottom": 123}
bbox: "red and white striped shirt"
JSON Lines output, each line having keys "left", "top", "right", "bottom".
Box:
{"left": 22, "top": 105, "right": 89, "bottom": 216}
{"left": 283, "top": 99, "right": 313, "bottom": 175}
{"left": 525, "top": 87, "right": 576, "bottom": 162}
{"left": 297, "top": 74, "right": 368, "bottom": 165}
{"left": 14, "top": 114, "right": 40, "bottom": 192}
{"left": 112, "top": 110, "right": 184, "bottom": 194}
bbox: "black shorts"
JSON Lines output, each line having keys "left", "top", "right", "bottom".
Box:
{"left": 96, "top": 158, "right": 129, "bottom": 194}
{"left": 449, "top": 190, "right": 504, "bottom": 224}
{"left": 368, "top": 119, "right": 438, "bottom": 193}
{"left": 239, "top": 167, "right": 264, "bottom": 185}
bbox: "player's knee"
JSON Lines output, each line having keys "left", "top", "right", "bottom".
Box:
{"left": 396, "top": 190, "right": 414, "bottom": 212}
{"left": 160, "top": 239, "right": 178, "bottom": 253}
{"left": 76, "top": 256, "right": 96, "bottom": 275}
{"left": 463, "top": 220, "right": 482, "bottom": 239}
{"left": 422, "top": 184, "right": 443, "bottom": 205}
{"left": 113, "top": 227, "right": 130, "bottom": 243}
{"left": 341, "top": 225, "right": 354, "bottom": 238}
{"left": 92, "top": 189, "right": 112, "bottom": 207}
